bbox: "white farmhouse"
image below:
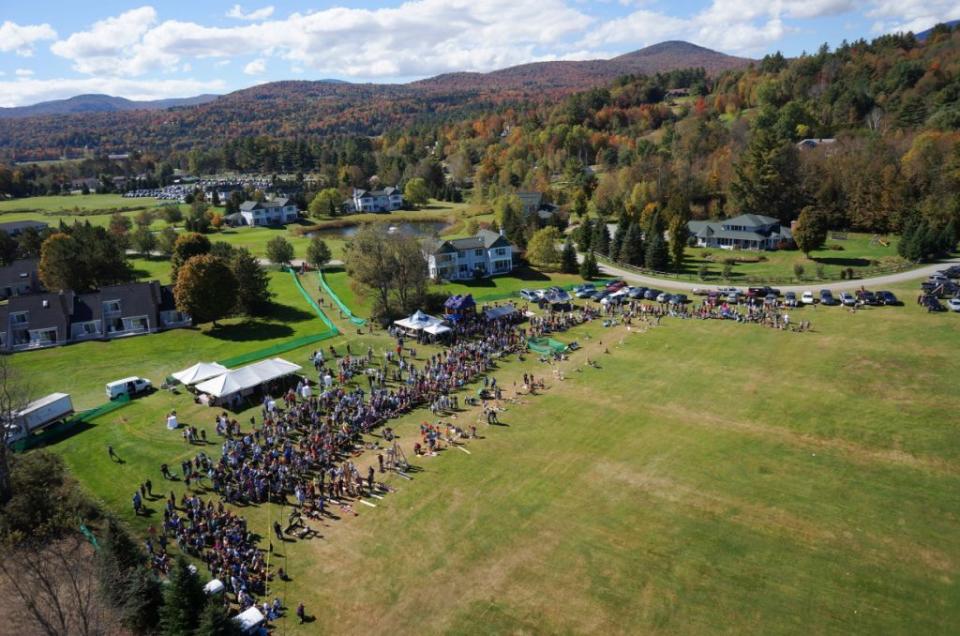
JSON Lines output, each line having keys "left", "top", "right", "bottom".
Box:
{"left": 351, "top": 187, "right": 403, "bottom": 213}
{"left": 239, "top": 198, "right": 300, "bottom": 226}
{"left": 423, "top": 230, "right": 514, "bottom": 281}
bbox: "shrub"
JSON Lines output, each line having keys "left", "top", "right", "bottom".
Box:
{"left": 722, "top": 262, "right": 733, "bottom": 279}
{"left": 840, "top": 269, "right": 847, "bottom": 280}
{"left": 793, "top": 263, "right": 805, "bottom": 279}
{"left": 698, "top": 265, "right": 709, "bottom": 280}
{"left": 816, "top": 264, "right": 825, "bottom": 279}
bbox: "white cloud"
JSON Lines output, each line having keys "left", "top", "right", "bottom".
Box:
{"left": 244, "top": 58, "right": 266, "bottom": 75}
{"left": 15, "top": 68, "right": 34, "bottom": 77}
{"left": 50, "top": 7, "right": 166, "bottom": 75}
{"left": 0, "top": 20, "right": 57, "bottom": 56}
{"left": 48, "top": 0, "right": 594, "bottom": 80}
{"left": 0, "top": 77, "right": 225, "bottom": 108}
{"left": 867, "top": 0, "right": 960, "bottom": 34}
{"left": 226, "top": 4, "right": 275, "bottom": 21}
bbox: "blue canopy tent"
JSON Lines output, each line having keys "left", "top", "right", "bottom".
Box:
{"left": 443, "top": 294, "right": 476, "bottom": 322}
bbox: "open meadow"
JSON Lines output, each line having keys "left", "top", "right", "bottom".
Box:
{"left": 15, "top": 274, "right": 960, "bottom": 634}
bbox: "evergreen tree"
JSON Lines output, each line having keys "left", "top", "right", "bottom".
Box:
{"left": 730, "top": 127, "right": 805, "bottom": 224}
{"left": 620, "top": 222, "right": 645, "bottom": 266}
{"left": 645, "top": 212, "right": 669, "bottom": 271}
{"left": 560, "top": 239, "right": 578, "bottom": 274}
{"left": 576, "top": 218, "right": 593, "bottom": 252}
{"left": 610, "top": 214, "right": 629, "bottom": 263}
{"left": 592, "top": 220, "right": 611, "bottom": 256}
{"left": 195, "top": 601, "right": 242, "bottom": 636}
{"left": 231, "top": 247, "right": 273, "bottom": 316}
{"left": 159, "top": 557, "right": 207, "bottom": 636}
{"left": 579, "top": 250, "right": 599, "bottom": 279}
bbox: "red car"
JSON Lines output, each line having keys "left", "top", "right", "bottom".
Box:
{"left": 605, "top": 280, "right": 626, "bottom": 292}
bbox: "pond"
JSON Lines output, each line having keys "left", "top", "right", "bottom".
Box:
{"left": 307, "top": 220, "right": 451, "bottom": 239}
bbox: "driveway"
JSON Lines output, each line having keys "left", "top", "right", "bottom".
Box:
{"left": 592, "top": 257, "right": 960, "bottom": 293}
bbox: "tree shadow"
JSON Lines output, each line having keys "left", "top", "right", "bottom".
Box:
{"left": 207, "top": 321, "right": 295, "bottom": 342}
{"left": 812, "top": 257, "right": 871, "bottom": 267}
{"left": 263, "top": 302, "right": 315, "bottom": 324}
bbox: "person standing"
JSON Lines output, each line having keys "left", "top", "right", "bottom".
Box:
{"left": 297, "top": 602, "right": 305, "bottom": 624}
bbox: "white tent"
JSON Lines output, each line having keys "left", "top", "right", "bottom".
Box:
{"left": 423, "top": 322, "right": 451, "bottom": 335}
{"left": 171, "top": 362, "right": 228, "bottom": 386}
{"left": 483, "top": 303, "right": 516, "bottom": 321}
{"left": 233, "top": 606, "right": 265, "bottom": 633}
{"left": 203, "top": 578, "right": 225, "bottom": 595}
{"left": 194, "top": 358, "right": 303, "bottom": 399}
{"left": 394, "top": 310, "right": 445, "bottom": 332}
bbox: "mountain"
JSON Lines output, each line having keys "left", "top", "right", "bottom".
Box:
{"left": 0, "top": 40, "right": 753, "bottom": 159}
{"left": 0, "top": 93, "right": 220, "bottom": 119}
{"left": 916, "top": 20, "right": 960, "bottom": 41}
{"left": 413, "top": 41, "right": 751, "bottom": 91}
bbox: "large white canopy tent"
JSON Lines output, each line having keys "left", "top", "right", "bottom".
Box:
{"left": 394, "top": 310, "right": 451, "bottom": 334}
{"left": 194, "top": 358, "right": 303, "bottom": 399}
{"left": 171, "top": 362, "right": 229, "bottom": 386}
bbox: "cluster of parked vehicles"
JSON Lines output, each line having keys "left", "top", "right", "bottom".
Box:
{"left": 919, "top": 265, "right": 960, "bottom": 312}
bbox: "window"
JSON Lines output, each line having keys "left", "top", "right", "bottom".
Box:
{"left": 10, "top": 311, "right": 27, "bottom": 325}
{"left": 475, "top": 248, "right": 484, "bottom": 256}
{"left": 459, "top": 264, "right": 469, "bottom": 273}
{"left": 28, "top": 328, "right": 57, "bottom": 346}
{"left": 71, "top": 321, "right": 100, "bottom": 338}
{"left": 123, "top": 316, "right": 149, "bottom": 333}
{"left": 495, "top": 248, "right": 507, "bottom": 256}
{"left": 103, "top": 300, "right": 121, "bottom": 314}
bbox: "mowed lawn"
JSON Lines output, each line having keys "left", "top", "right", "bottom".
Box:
{"left": 9, "top": 268, "right": 335, "bottom": 408}
{"left": 35, "top": 278, "right": 960, "bottom": 633}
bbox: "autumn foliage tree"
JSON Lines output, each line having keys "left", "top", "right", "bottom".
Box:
{"left": 174, "top": 255, "right": 238, "bottom": 326}
{"left": 171, "top": 232, "right": 212, "bottom": 281}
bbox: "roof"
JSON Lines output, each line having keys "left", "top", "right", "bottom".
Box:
{"left": 98, "top": 281, "right": 161, "bottom": 317}
{"left": 239, "top": 198, "right": 291, "bottom": 211}
{"left": 0, "top": 291, "right": 73, "bottom": 333}
{"left": 0, "top": 220, "right": 48, "bottom": 235}
{"left": 354, "top": 187, "right": 400, "bottom": 198}
{"left": 0, "top": 258, "right": 38, "bottom": 282}
{"left": 723, "top": 214, "right": 779, "bottom": 228}
{"left": 517, "top": 191, "right": 543, "bottom": 209}
{"left": 424, "top": 230, "right": 511, "bottom": 255}
{"left": 195, "top": 358, "right": 302, "bottom": 398}
{"left": 18, "top": 392, "right": 71, "bottom": 416}
{"left": 444, "top": 294, "right": 475, "bottom": 310}
{"left": 171, "top": 362, "right": 229, "bottom": 386}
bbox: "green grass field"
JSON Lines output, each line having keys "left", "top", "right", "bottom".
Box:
{"left": 681, "top": 233, "right": 911, "bottom": 282}
{"left": 18, "top": 274, "right": 960, "bottom": 633}
{"left": 9, "top": 268, "right": 333, "bottom": 409}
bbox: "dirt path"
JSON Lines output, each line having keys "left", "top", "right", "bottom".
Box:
{"left": 595, "top": 257, "right": 960, "bottom": 293}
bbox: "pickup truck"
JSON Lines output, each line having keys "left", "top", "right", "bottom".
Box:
{"left": 4, "top": 393, "right": 74, "bottom": 444}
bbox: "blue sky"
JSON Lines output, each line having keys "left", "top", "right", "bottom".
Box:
{"left": 1, "top": 0, "right": 958, "bottom": 106}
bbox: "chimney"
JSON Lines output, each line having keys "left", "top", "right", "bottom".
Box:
{"left": 499, "top": 228, "right": 504, "bottom": 237}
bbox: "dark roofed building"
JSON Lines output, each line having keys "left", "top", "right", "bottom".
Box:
{"left": 0, "top": 280, "right": 190, "bottom": 352}
{"left": 0, "top": 220, "right": 48, "bottom": 236}
{"left": 688, "top": 214, "right": 793, "bottom": 251}
{"left": 0, "top": 258, "right": 41, "bottom": 299}
{"left": 423, "top": 230, "right": 514, "bottom": 281}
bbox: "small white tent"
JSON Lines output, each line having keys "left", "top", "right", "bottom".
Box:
{"left": 233, "top": 606, "right": 265, "bottom": 633}
{"left": 171, "top": 362, "right": 228, "bottom": 386}
{"left": 394, "top": 310, "right": 446, "bottom": 332}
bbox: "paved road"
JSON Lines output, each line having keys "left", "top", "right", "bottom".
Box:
{"left": 593, "top": 257, "right": 960, "bottom": 294}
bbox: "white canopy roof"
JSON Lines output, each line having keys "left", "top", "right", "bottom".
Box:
{"left": 423, "top": 322, "right": 451, "bottom": 335}
{"left": 483, "top": 303, "right": 516, "bottom": 321}
{"left": 233, "top": 606, "right": 265, "bottom": 632}
{"left": 194, "top": 358, "right": 302, "bottom": 398}
{"left": 394, "top": 310, "right": 445, "bottom": 332}
{"left": 171, "top": 362, "right": 229, "bottom": 386}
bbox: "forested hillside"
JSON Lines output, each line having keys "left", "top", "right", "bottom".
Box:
{"left": 2, "top": 27, "right": 959, "bottom": 242}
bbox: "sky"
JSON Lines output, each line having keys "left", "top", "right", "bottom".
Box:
{"left": 1, "top": 0, "right": 958, "bottom": 107}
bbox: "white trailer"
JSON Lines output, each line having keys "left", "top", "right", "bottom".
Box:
{"left": 5, "top": 392, "right": 74, "bottom": 444}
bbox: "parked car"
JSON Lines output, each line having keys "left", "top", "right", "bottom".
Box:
{"left": 605, "top": 280, "right": 626, "bottom": 292}
{"left": 644, "top": 289, "right": 661, "bottom": 300}
{"left": 839, "top": 291, "right": 857, "bottom": 306}
{"left": 106, "top": 377, "right": 152, "bottom": 400}
{"left": 627, "top": 286, "right": 647, "bottom": 299}
{"left": 655, "top": 292, "right": 670, "bottom": 303}
{"left": 923, "top": 295, "right": 946, "bottom": 312}
{"left": 748, "top": 286, "right": 781, "bottom": 298}
{"left": 592, "top": 290, "right": 609, "bottom": 302}
{"left": 784, "top": 291, "right": 797, "bottom": 307}
{"left": 877, "top": 291, "right": 900, "bottom": 306}
{"left": 670, "top": 294, "right": 689, "bottom": 305}
{"left": 519, "top": 289, "right": 539, "bottom": 302}
{"left": 691, "top": 288, "right": 709, "bottom": 296}
{"left": 574, "top": 284, "right": 596, "bottom": 299}
{"left": 726, "top": 291, "right": 741, "bottom": 304}
{"left": 717, "top": 287, "right": 740, "bottom": 294}
{"left": 801, "top": 291, "right": 815, "bottom": 305}
{"left": 948, "top": 297, "right": 960, "bottom": 312}
{"left": 820, "top": 289, "right": 837, "bottom": 305}
{"left": 857, "top": 290, "right": 880, "bottom": 305}
{"left": 601, "top": 293, "right": 625, "bottom": 306}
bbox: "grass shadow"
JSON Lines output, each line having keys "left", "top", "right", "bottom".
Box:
{"left": 812, "top": 257, "right": 871, "bottom": 267}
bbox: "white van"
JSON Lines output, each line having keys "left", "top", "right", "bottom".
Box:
{"left": 106, "top": 377, "right": 152, "bottom": 400}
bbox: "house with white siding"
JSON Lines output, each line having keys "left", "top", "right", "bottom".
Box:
{"left": 423, "top": 230, "right": 514, "bottom": 281}
{"left": 239, "top": 198, "right": 300, "bottom": 226}
{"left": 351, "top": 187, "right": 403, "bottom": 213}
